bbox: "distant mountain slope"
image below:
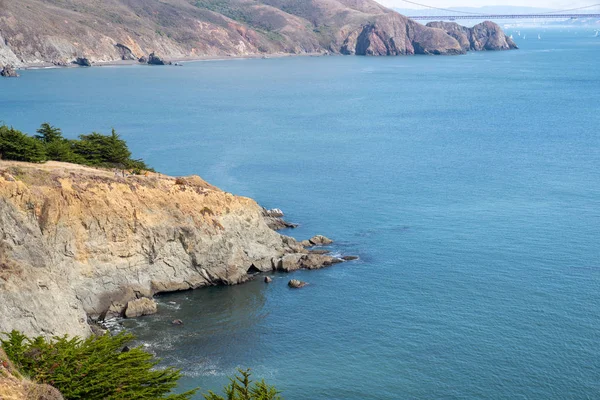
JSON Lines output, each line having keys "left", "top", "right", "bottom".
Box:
{"left": 0, "top": 0, "right": 515, "bottom": 68}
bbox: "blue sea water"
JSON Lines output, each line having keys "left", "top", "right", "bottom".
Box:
{"left": 2, "top": 27, "right": 600, "bottom": 399}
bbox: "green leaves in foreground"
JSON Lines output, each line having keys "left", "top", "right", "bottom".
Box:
{"left": 203, "top": 369, "right": 282, "bottom": 400}
{"left": 0, "top": 330, "right": 197, "bottom": 400}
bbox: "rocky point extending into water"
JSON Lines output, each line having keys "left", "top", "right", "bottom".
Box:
{"left": 0, "top": 160, "right": 353, "bottom": 338}
{"left": 0, "top": 65, "right": 18, "bottom": 77}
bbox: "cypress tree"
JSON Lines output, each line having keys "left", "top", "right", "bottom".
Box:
{"left": 0, "top": 125, "right": 46, "bottom": 162}
{"left": 35, "top": 123, "right": 64, "bottom": 144}
{"left": 1, "top": 331, "right": 197, "bottom": 400}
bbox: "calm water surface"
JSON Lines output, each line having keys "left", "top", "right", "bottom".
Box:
{"left": 2, "top": 28, "right": 600, "bottom": 399}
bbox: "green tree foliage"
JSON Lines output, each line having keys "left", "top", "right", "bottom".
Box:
{"left": 72, "top": 129, "right": 132, "bottom": 166}
{"left": 0, "top": 125, "right": 46, "bottom": 162}
{"left": 203, "top": 369, "right": 282, "bottom": 400}
{"left": 1, "top": 331, "right": 196, "bottom": 400}
{"left": 0, "top": 123, "right": 153, "bottom": 171}
{"left": 35, "top": 123, "right": 64, "bottom": 144}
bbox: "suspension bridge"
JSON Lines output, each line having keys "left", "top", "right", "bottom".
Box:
{"left": 398, "top": 0, "right": 600, "bottom": 21}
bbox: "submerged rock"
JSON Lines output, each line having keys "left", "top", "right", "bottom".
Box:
{"left": 264, "top": 276, "right": 273, "bottom": 283}
{"left": 308, "top": 235, "right": 333, "bottom": 246}
{"left": 0, "top": 65, "right": 19, "bottom": 77}
{"left": 288, "top": 279, "right": 307, "bottom": 288}
{"left": 172, "top": 319, "right": 184, "bottom": 325}
{"left": 124, "top": 298, "right": 157, "bottom": 318}
{"left": 342, "top": 255, "right": 359, "bottom": 261}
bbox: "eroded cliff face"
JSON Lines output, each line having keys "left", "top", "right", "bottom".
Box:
{"left": 426, "top": 21, "right": 518, "bottom": 52}
{"left": 0, "top": 0, "right": 516, "bottom": 69}
{"left": 0, "top": 161, "right": 338, "bottom": 338}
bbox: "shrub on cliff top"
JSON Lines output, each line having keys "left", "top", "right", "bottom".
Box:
{"left": 1, "top": 330, "right": 196, "bottom": 400}
{"left": 0, "top": 125, "right": 47, "bottom": 163}
{"left": 0, "top": 123, "right": 153, "bottom": 171}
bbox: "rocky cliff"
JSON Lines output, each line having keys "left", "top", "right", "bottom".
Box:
{"left": 0, "top": 161, "right": 344, "bottom": 338}
{"left": 0, "top": 0, "right": 516, "bottom": 69}
{"left": 426, "top": 21, "right": 518, "bottom": 52}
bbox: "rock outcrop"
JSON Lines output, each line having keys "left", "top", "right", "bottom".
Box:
{"left": 124, "top": 298, "right": 158, "bottom": 318}
{"left": 0, "top": 0, "right": 515, "bottom": 67}
{"left": 288, "top": 279, "right": 307, "bottom": 288}
{"left": 147, "top": 52, "right": 170, "bottom": 65}
{"left": 342, "top": 13, "right": 464, "bottom": 56}
{"left": 115, "top": 43, "right": 136, "bottom": 60}
{"left": 0, "top": 65, "right": 19, "bottom": 77}
{"left": 426, "top": 21, "right": 518, "bottom": 51}
{"left": 0, "top": 161, "right": 351, "bottom": 338}
{"left": 262, "top": 208, "right": 298, "bottom": 230}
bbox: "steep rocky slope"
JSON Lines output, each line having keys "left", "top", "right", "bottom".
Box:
{"left": 0, "top": 0, "right": 515, "bottom": 68}
{"left": 0, "top": 161, "right": 344, "bottom": 338}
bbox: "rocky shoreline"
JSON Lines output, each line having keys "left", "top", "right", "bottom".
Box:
{"left": 0, "top": 0, "right": 517, "bottom": 76}
{"left": 0, "top": 161, "right": 356, "bottom": 338}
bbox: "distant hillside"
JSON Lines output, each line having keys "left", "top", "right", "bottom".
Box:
{"left": 394, "top": 6, "right": 556, "bottom": 17}
{"left": 0, "top": 0, "right": 516, "bottom": 68}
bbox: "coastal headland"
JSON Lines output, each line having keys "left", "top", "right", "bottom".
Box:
{"left": 0, "top": 0, "right": 516, "bottom": 72}
{"left": 0, "top": 160, "right": 351, "bottom": 338}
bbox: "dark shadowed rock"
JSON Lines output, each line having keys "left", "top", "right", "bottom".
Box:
{"left": 148, "top": 52, "right": 171, "bottom": 65}
{"left": 138, "top": 55, "right": 148, "bottom": 63}
{"left": 264, "top": 276, "right": 273, "bottom": 283}
{"left": 288, "top": 279, "right": 307, "bottom": 288}
{"left": 74, "top": 57, "right": 92, "bottom": 67}
{"left": 0, "top": 65, "right": 19, "bottom": 77}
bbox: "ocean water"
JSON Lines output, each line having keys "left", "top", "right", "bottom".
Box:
{"left": 2, "top": 28, "right": 600, "bottom": 399}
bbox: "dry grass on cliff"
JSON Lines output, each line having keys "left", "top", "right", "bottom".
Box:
{"left": 0, "top": 348, "right": 63, "bottom": 400}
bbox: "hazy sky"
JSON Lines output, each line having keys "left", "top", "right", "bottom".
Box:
{"left": 379, "top": 0, "right": 597, "bottom": 9}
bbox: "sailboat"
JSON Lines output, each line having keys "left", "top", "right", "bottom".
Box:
{"left": 538, "top": 34, "right": 541, "bottom": 40}
{"left": 595, "top": 30, "right": 599, "bottom": 38}
{"left": 523, "top": 34, "right": 527, "bottom": 40}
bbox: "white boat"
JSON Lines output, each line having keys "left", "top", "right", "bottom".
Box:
{"left": 595, "top": 30, "right": 599, "bottom": 38}
{"left": 523, "top": 34, "right": 527, "bottom": 39}
{"left": 538, "top": 34, "right": 541, "bottom": 40}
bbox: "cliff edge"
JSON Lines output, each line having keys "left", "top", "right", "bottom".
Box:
{"left": 0, "top": 161, "right": 342, "bottom": 337}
